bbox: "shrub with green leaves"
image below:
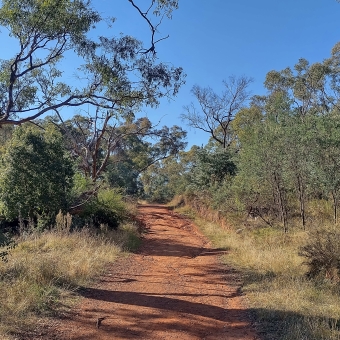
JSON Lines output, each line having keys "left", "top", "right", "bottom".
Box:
{"left": 0, "top": 124, "right": 74, "bottom": 226}
{"left": 189, "top": 147, "right": 236, "bottom": 190}
{"left": 80, "top": 188, "right": 128, "bottom": 230}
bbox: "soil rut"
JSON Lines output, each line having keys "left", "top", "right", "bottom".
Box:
{"left": 49, "top": 205, "right": 258, "bottom": 339}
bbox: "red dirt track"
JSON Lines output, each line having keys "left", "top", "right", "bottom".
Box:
{"left": 49, "top": 205, "right": 259, "bottom": 339}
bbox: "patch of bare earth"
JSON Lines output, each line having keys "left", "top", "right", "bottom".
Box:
{"left": 43, "top": 205, "right": 259, "bottom": 339}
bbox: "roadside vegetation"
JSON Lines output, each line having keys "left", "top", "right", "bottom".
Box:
{"left": 2, "top": 0, "right": 340, "bottom": 339}
{"left": 0, "top": 210, "right": 141, "bottom": 339}
{"left": 151, "top": 44, "right": 340, "bottom": 339}
{"left": 0, "top": 0, "right": 183, "bottom": 338}
{"left": 174, "top": 202, "right": 340, "bottom": 340}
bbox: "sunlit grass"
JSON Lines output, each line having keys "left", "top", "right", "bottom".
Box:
{"left": 0, "top": 223, "right": 140, "bottom": 338}
{"left": 177, "top": 206, "right": 340, "bottom": 340}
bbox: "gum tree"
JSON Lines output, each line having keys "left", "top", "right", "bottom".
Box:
{"left": 0, "top": 0, "right": 184, "bottom": 126}
{"left": 59, "top": 112, "right": 187, "bottom": 183}
{"left": 182, "top": 76, "right": 252, "bottom": 149}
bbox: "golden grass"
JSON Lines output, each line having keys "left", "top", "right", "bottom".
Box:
{"left": 0, "top": 223, "right": 140, "bottom": 338}
{"left": 177, "top": 206, "right": 340, "bottom": 340}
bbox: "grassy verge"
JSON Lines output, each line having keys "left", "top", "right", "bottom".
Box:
{"left": 0, "top": 223, "right": 141, "bottom": 339}
{"left": 177, "top": 206, "right": 340, "bottom": 340}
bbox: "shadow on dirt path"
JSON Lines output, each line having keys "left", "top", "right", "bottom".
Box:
{"left": 47, "top": 205, "right": 259, "bottom": 340}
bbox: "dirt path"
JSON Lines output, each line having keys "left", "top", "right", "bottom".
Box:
{"left": 49, "top": 205, "right": 258, "bottom": 340}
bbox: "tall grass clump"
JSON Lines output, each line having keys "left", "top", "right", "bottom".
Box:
{"left": 177, "top": 206, "right": 340, "bottom": 340}
{"left": 0, "top": 216, "right": 140, "bottom": 338}
{"left": 300, "top": 226, "right": 340, "bottom": 282}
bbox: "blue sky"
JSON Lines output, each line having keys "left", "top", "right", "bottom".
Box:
{"left": 105, "top": 0, "right": 340, "bottom": 147}
{"left": 2, "top": 0, "right": 340, "bottom": 147}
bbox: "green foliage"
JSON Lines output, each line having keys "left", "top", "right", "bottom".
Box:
{"left": 0, "top": 125, "right": 13, "bottom": 154}
{"left": 0, "top": 0, "right": 185, "bottom": 226}
{"left": 71, "top": 172, "right": 93, "bottom": 196}
{"left": 140, "top": 147, "right": 197, "bottom": 203}
{"left": 60, "top": 113, "right": 186, "bottom": 188}
{"left": 189, "top": 147, "right": 236, "bottom": 190}
{"left": 0, "top": 0, "right": 99, "bottom": 39}
{"left": 0, "top": 125, "right": 74, "bottom": 224}
{"left": 140, "top": 162, "right": 174, "bottom": 203}
{"left": 225, "top": 49, "right": 340, "bottom": 229}
{"left": 0, "top": 0, "right": 184, "bottom": 125}
{"left": 106, "top": 160, "right": 140, "bottom": 195}
{"left": 175, "top": 42, "right": 340, "bottom": 233}
{"left": 80, "top": 188, "right": 128, "bottom": 230}
{"left": 104, "top": 125, "right": 186, "bottom": 195}
{"left": 311, "top": 113, "right": 340, "bottom": 223}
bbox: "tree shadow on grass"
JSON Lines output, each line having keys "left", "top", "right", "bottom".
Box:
{"left": 250, "top": 308, "right": 340, "bottom": 340}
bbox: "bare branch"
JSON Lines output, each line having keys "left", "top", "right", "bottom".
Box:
{"left": 128, "top": 0, "right": 170, "bottom": 55}
{"left": 182, "top": 76, "right": 253, "bottom": 148}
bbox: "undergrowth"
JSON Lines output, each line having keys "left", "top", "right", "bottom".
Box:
{"left": 177, "top": 205, "right": 340, "bottom": 340}
{"left": 0, "top": 222, "right": 140, "bottom": 339}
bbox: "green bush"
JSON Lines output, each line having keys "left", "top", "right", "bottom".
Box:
{"left": 0, "top": 125, "right": 74, "bottom": 225}
{"left": 80, "top": 188, "right": 128, "bottom": 230}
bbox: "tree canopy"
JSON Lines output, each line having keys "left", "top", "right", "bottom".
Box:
{"left": 0, "top": 0, "right": 184, "bottom": 125}
{"left": 0, "top": 124, "right": 74, "bottom": 221}
{"left": 182, "top": 76, "right": 252, "bottom": 149}
{"left": 0, "top": 0, "right": 187, "bottom": 228}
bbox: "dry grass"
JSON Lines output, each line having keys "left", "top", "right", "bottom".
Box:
{"left": 0, "top": 223, "right": 140, "bottom": 338}
{"left": 177, "top": 206, "right": 340, "bottom": 340}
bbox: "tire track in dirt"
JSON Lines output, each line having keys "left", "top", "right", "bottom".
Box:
{"left": 48, "top": 204, "right": 259, "bottom": 340}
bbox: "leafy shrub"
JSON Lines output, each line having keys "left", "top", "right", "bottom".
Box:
{"left": 0, "top": 125, "right": 74, "bottom": 225}
{"left": 80, "top": 188, "right": 128, "bottom": 230}
{"left": 189, "top": 147, "right": 236, "bottom": 190}
{"left": 300, "top": 228, "right": 340, "bottom": 282}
